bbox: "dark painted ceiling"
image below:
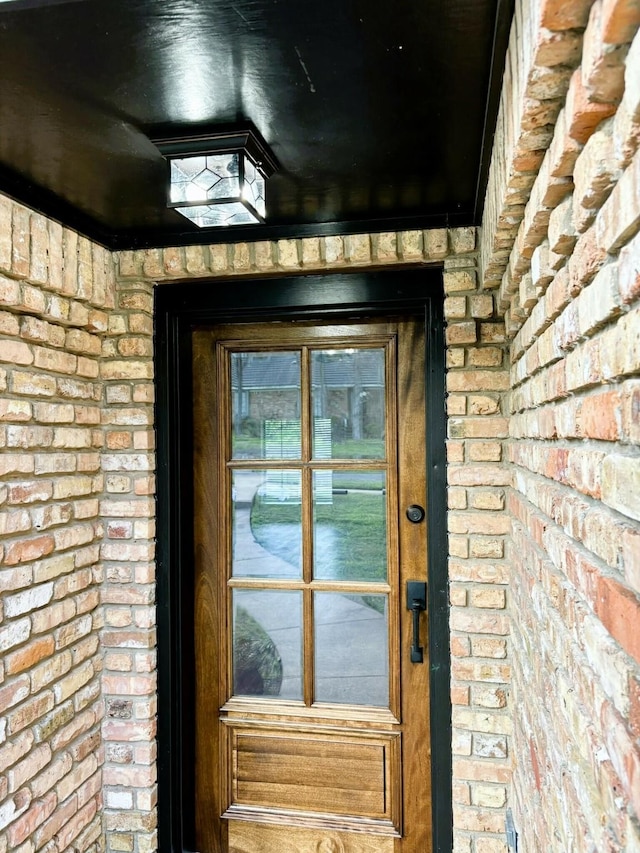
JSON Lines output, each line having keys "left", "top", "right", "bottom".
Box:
{"left": 0, "top": 0, "right": 512, "bottom": 248}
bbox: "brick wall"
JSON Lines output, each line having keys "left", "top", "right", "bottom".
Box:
{"left": 115, "top": 228, "right": 512, "bottom": 853}
{"left": 482, "top": 0, "right": 640, "bottom": 850}
{"left": 0, "top": 197, "right": 113, "bottom": 853}
{"left": 9, "top": 5, "right": 639, "bottom": 847}
{"left": 0, "top": 204, "right": 512, "bottom": 850}
{"left": 99, "top": 275, "right": 156, "bottom": 853}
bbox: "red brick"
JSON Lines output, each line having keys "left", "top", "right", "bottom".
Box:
{"left": 595, "top": 575, "right": 640, "bottom": 662}
{"left": 582, "top": 0, "right": 628, "bottom": 103}
{"left": 0, "top": 730, "right": 34, "bottom": 775}
{"left": 566, "top": 69, "right": 617, "bottom": 144}
{"left": 540, "top": 0, "right": 596, "bottom": 29}
{"left": 578, "top": 390, "right": 622, "bottom": 439}
{"left": 5, "top": 636, "right": 54, "bottom": 675}
{"left": 0, "top": 676, "right": 31, "bottom": 713}
{"left": 3, "top": 535, "right": 55, "bottom": 566}
{"left": 6, "top": 790, "right": 56, "bottom": 848}
{"left": 569, "top": 226, "right": 607, "bottom": 293}
{"left": 601, "top": 0, "right": 640, "bottom": 42}
{"left": 453, "top": 759, "right": 511, "bottom": 784}
{"left": 33, "top": 791, "right": 78, "bottom": 848}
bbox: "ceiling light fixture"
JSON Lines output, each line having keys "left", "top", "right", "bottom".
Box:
{"left": 153, "top": 128, "right": 278, "bottom": 228}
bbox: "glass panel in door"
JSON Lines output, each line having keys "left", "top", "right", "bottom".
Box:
{"left": 231, "top": 351, "right": 301, "bottom": 459}
{"left": 311, "top": 348, "right": 386, "bottom": 459}
{"left": 228, "top": 345, "right": 390, "bottom": 710}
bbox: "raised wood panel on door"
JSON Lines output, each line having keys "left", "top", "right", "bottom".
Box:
{"left": 227, "top": 728, "right": 398, "bottom": 823}
{"left": 193, "top": 319, "right": 431, "bottom": 853}
{"left": 229, "top": 823, "right": 395, "bottom": 853}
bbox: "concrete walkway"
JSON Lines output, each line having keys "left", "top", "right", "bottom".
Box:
{"left": 232, "top": 471, "right": 388, "bottom": 707}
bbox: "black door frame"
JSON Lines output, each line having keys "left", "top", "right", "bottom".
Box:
{"left": 154, "top": 267, "right": 452, "bottom": 852}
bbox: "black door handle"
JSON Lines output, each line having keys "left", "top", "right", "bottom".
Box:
{"left": 406, "top": 581, "right": 426, "bottom": 663}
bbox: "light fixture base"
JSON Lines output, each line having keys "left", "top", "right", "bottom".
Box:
{"left": 152, "top": 127, "right": 278, "bottom": 228}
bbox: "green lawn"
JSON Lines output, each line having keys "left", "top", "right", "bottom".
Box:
{"left": 232, "top": 434, "right": 384, "bottom": 460}
{"left": 250, "top": 491, "right": 387, "bottom": 584}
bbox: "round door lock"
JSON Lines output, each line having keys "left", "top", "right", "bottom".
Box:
{"left": 406, "top": 504, "right": 425, "bottom": 524}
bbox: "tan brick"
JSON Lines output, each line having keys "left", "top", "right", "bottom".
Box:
{"left": 424, "top": 228, "right": 449, "bottom": 259}
{"left": 447, "top": 372, "right": 510, "bottom": 394}
{"left": 445, "top": 297, "right": 467, "bottom": 320}
{"left": 20, "top": 316, "right": 65, "bottom": 347}
{"left": 446, "top": 323, "right": 477, "bottom": 345}
{"left": 101, "top": 361, "right": 153, "bottom": 380}
{"left": 0, "top": 340, "right": 33, "bottom": 366}
{"left": 444, "top": 269, "right": 476, "bottom": 293}
{"left": 479, "top": 323, "right": 506, "bottom": 344}
{"left": 375, "top": 232, "right": 398, "bottom": 262}
{"left": 11, "top": 205, "right": 30, "bottom": 279}
{"left": 467, "top": 347, "right": 503, "bottom": 367}
{"left": 8, "top": 691, "right": 55, "bottom": 735}
{"left": 0, "top": 399, "right": 32, "bottom": 421}
{"left": 471, "top": 639, "right": 507, "bottom": 659}
{"left": 618, "top": 224, "right": 640, "bottom": 306}
{"left": 534, "top": 26, "right": 583, "bottom": 67}
{"left": 573, "top": 124, "right": 621, "bottom": 233}
{"left": 602, "top": 454, "right": 640, "bottom": 520}
{"left": 31, "top": 751, "right": 73, "bottom": 799}
{"left": 183, "top": 244, "right": 207, "bottom": 275}
{"left": 596, "top": 143, "right": 640, "bottom": 252}
{"left": 33, "top": 346, "right": 77, "bottom": 374}
{"left": 548, "top": 196, "right": 577, "bottom": 254}
{"left": 6, "top": 742, "right": 51, "bottom": 792}
{"left": 162, "top": 246, "right": 184, "bottom": 276}
{"left": 0, "top": 618, "right": 32, "bottom": 656}
{"left": 583, "top": 0, "right": 629, "bottom": 104}
{"left": 569, "top": 226, "right": 607, "bottom": 293}
{"left": 301, "top": 238, "right": 321, "bottom": 266}
{"left": 468, "top": 442, "right": 503, "bottom": 462}
{"left": 249, "top": 240, "right": 271, "bottom": 271}
{"left": 230, "top": 242, "right": 251, "bottom": 271}
{"left": 469, "top": 295, "right": 494, "bottom": 321}
{"left": 0, "top": 196, "right": 12, "bottom": 272}
{"left": 447, "top": 395, "right": 467, "bottom": 416}
{"left": 470, "top": 588, "right": 507, "bottom": 609}
{"left": 207, "top": 243, "right": 228, "bottom": 273}
{"left": 65, "top": 329, "right": 102, "bottom": 355}
{"left": 346, "top": 233, "right": 372, "bottom": 263}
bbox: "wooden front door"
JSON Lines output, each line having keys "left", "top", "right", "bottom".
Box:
{"left": 192, "top": 318, "right": 431, "bottom": 853}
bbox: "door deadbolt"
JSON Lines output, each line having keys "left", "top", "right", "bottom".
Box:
{"left": 406, "top": 504, "right": 425, "bottom": 523}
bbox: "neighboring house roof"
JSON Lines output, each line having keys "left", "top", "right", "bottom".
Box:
{"left": 231, "top": 353, "right": 384, "bottom": 390}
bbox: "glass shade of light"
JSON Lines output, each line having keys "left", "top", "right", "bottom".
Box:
{"left": 169, "top": 151, "right": 266, "bottom": 227}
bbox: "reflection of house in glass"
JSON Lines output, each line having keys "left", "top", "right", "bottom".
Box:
{"left": 232, "top": 352, "right": 301, "bottom": 437}
{"left": 231, "top": 349, "right": 385, "bottom": 442}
